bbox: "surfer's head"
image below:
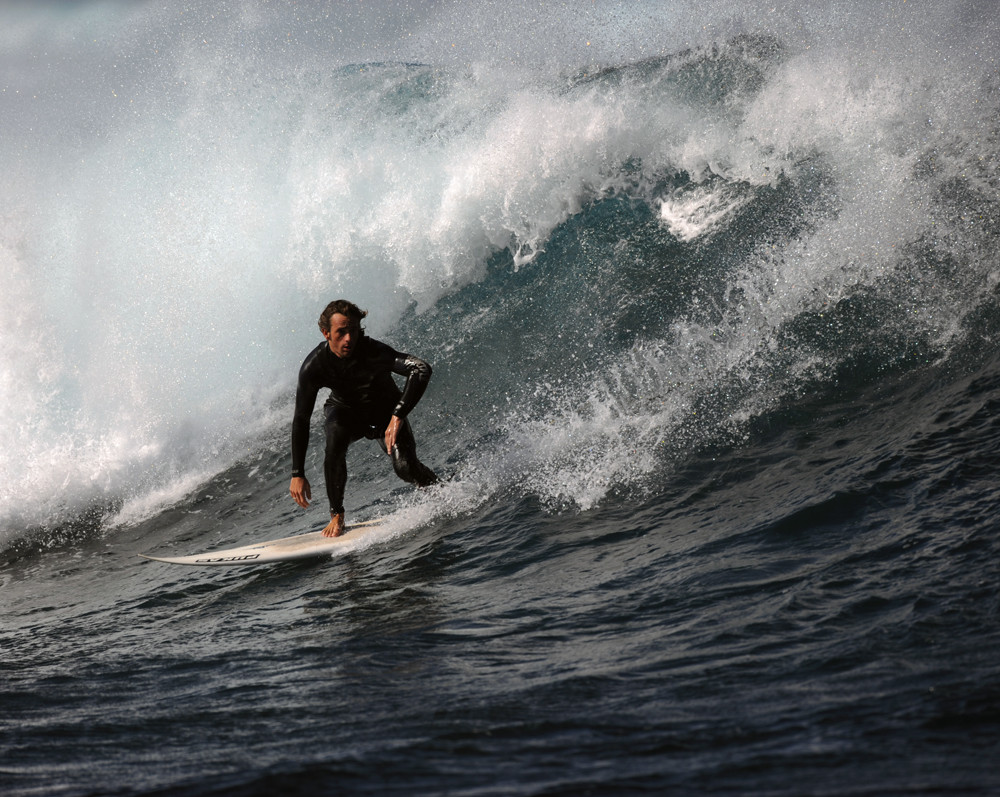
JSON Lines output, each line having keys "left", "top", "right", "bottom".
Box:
{"left": 319, "top": 300, "right": 367, "bottom": 358}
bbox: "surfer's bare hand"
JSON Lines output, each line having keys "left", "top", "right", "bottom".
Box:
{"left": 322, "top": 513, "right": 345, "bottom": 538}
{"left": 290, "top": 476, "right": 311, "bottom": 508}
{"left": 384, "top": 415, "right": 402, "bottom": 453}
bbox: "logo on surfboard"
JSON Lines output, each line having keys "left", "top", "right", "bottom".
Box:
{"left": 194, "top": 553, "right": 262, "bottom": 563}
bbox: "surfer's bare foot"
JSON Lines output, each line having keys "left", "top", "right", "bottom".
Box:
{"left": 322, "top": 513, "right": 345, "bottom": 537}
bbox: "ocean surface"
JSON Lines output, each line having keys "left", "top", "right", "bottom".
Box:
{"left": 4, "top": 1, "right": 1000, "bottom": 794}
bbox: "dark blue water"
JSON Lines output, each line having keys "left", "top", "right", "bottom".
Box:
{"left": 4, "top": 2, "right": 1000, "bottom": 794}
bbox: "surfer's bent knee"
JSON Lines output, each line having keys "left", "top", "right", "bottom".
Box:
{"left": 390, "top": 445, "right": 438, "bottom": 486}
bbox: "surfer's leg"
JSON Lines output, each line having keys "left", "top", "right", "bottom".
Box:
{"left": 323, "top": 407, "right": 364, "bottom": 514}
{"left": 383, "top": 419, "right": 438, "bottom": 487}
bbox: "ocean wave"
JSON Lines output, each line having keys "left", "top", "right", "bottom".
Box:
{"left": 2, "top": 3, "right": 999, "bottom": 545}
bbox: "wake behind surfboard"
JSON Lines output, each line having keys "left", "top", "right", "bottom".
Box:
{"left": 138, "top": 520, "right": 383, "bottom": 566}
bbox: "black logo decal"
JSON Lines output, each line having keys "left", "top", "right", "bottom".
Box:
{"left": 194, "top": 553, "right": 262, "bottom": 563}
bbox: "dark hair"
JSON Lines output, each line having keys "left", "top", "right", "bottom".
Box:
{"left": 318, "top": 300, "right": 367, "bottom": 333}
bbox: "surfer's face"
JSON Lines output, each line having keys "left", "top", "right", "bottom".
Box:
{"left": 324, "top": 313, "right": 361, "bottom": 358}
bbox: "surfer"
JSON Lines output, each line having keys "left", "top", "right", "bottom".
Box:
{"left": 289, "top": 300, "right": 438, "bottom": 537}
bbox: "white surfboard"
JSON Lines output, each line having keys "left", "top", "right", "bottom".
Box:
{"left": 139, "top": 520, "right": 383, "bottom": 566}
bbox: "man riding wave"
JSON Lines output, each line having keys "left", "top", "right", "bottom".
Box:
{"left": 289, "top": 300, "right": 437, "bottom": 537}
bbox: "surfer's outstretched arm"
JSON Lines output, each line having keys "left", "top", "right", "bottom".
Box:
{"left": 290, "top": 355, "right": 322, "bottom": 508}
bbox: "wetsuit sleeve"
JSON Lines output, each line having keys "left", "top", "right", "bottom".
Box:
{"left": 391, "top": 354, "right": 432, "bottom": 419}
{"left": 291, "top": 363, "right": 322, "bottom": 478}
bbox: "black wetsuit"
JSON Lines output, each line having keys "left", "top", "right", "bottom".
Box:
{"left": 291, "top": 335, "right": 437, "bottom": 515}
